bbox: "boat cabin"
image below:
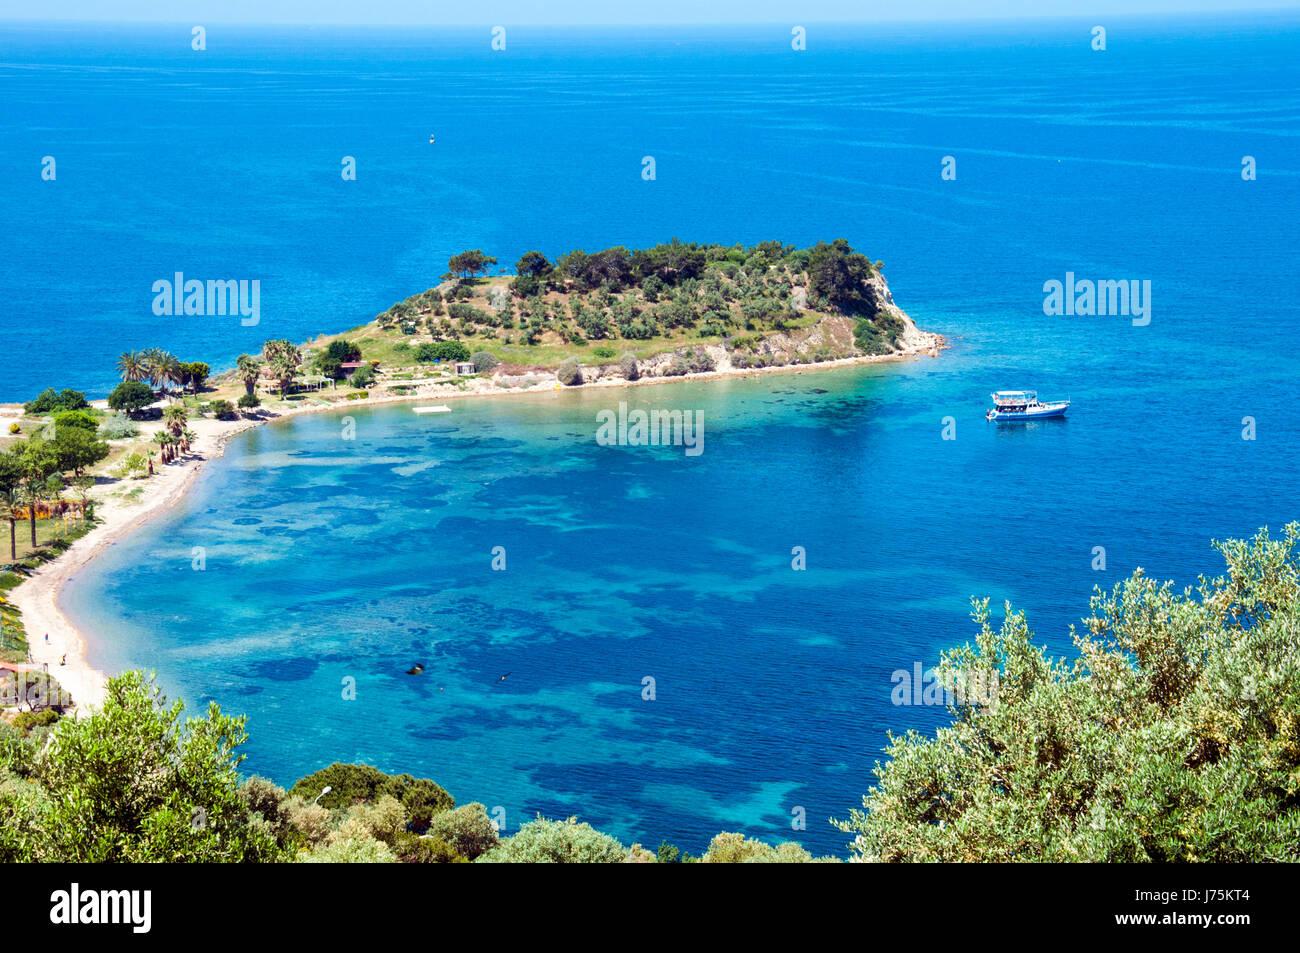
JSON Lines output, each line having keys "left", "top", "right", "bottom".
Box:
{"left": 991, "top": 390, "right": 1037, "bottom": 411}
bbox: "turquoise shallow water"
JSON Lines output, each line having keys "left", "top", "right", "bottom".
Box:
{"left": 25, "top": 13, "right": 1300, "bottom": 854}
{"left": 64, "top": 349, "right": 1300, "bottom": 854}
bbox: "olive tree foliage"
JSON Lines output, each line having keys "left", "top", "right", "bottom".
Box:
{"left": 837, "top": 524, "right": 1300, "bottom": 862}
{"left": 476, "top": 816, "right": 628, "bottom": 863}
{"left": 28, "top": 671, "right": 285, "bottom": 862}
{"left": 425, "top": 801, "right": 499, "bottom": 860}
{"left": 700, "top": 832, "right": 837, "bottom": 863}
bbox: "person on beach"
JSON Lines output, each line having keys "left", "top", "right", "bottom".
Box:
{"left": 45, "top": 633, "right": 49, "bottom": 643}
{"left": 60, "top": 654, "right": 66, "bottom": 666}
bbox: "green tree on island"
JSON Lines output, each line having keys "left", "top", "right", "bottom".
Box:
{"left": 17, "top": 442, "right": 58, "bottom": 548}
{"left": 107, "top": 380, "right": 156, "bottom": 418}
{"left": 806, "top": 238, "right": 876, "bottom": 314}
{"left": 445, "top": 249, "right": 497, "bottom": 280}
{"left": 515, "top": 250, "right": 553, "bottom": 277}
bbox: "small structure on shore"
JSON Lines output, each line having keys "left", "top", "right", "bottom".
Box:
{"left": 453, "top": 362, "right": 476, "bottom": 375}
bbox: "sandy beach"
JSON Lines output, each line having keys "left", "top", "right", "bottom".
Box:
{"left": 11, "top": 338, "right": 943, "bottom": 714}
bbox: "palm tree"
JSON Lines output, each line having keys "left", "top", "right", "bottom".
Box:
{"left": 262, "top": 340, "right": 302, "bottom": 395}
{"left": 153, "top": 431, "right": 175, "bottom": 465}
{"left": 21, "top": 477, "right": 43, "bottom": 549}
{"left": 140, "top": 348, "right": 161, "bottom": 391}
{"left": 117, "top": 350, "right": 145, "bottom": 382}
{"left": 160, "top": 353, "right": 183, "bottom": 394}
{"left": 236, "top": 354, "right": 262, "bottom": 396}
{"left": 0, "top": 488, "right": 19, "bottom": 561}
{"left": 162, "top": 404, "right": 188, "bottom": 440}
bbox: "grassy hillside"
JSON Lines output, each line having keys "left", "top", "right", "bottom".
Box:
{"left": 304, "top": 238, "right": 915, "bottom": 381}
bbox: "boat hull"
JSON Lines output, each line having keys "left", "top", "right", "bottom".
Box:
{"left": 989, "top": 402, "right": 1069, "bottom": 421}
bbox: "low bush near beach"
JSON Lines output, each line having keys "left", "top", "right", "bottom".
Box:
{"left": 208, "top": 399, "right": 237, "bottom": 420}
{"left": 556, "top": 358, "right": 582, "bottom": 386}
{"left": 97, "top": 413, "right": 139, "bottom": 439}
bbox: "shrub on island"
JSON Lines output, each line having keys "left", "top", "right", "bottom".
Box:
{"left": 620, "top": 353, "right": 640, "bottom": 381}
{"left": 106, "top": 381, "right": 155, "bottom": 418}
{"left": 415, "top": 341, "right": 471, "bottom": 364}
{"left": 23, "top": 388, "right": 89, "bottom": 416}
{"left": 47, "top": 426, "right": 110, "bottom": 476}
{"left": 556, "top": 358, "right": 582, "bottom": 386}
{"left": 470, "top": 351, "right": 499, "bottom": 374}
{"left": 237, "top": 393, "right": 261, "bottom": 411}
{"left": 288, "top": 762, "right": 454, "bottom": 833}
{"left": 97, "top": 413, "right": 139, "bottom": 439}
{"left": 208, "top": 399, "right": 237, "bottom": 420}
{"left": 349, "top": 364, "right": 376, "bottom": 388}
{"left": 424, "top": 802, "right": 500, "bottom": 860}
{"left": 51, "top": 410, "right": 99, "bottom": 432}
{"left": 474, "top": 816, "right": 626, "bottom": 863}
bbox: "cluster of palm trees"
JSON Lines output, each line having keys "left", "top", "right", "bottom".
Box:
{"left": 153, "top": 404, "right": 194, "bottom": 465}
{"left": 117, "top": 348, "right": 181, "bottom": 391}
{"left": 259, "top": 340, "right": 302, "bottom": 395}
{"left": 116, "top": 349, "right": 208, "bottom": 394}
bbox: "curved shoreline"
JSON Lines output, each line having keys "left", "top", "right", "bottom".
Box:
{"left": 14, "top": 339, "right": 944, "bottom": 713}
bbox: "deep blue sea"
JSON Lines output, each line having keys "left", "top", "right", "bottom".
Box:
{"left": 13, "top": 14, "right": 1299, "bottom": 855}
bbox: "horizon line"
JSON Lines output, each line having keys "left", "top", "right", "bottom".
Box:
{"left": 3, "top": 8, "right": 1299, "bottom": 28}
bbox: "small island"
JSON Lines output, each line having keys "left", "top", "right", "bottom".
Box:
{"left": 232, "top": 236, "right": 942, "bottom": 401}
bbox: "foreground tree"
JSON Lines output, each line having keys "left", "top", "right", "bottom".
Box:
{"left": 837, "top": 524, "right": 1300, "bottom": 862}
{"left": 30, "top": 671, "right": 283, "bottom": 862}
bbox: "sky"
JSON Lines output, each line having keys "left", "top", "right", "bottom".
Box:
{"left": 2, "top": 0, "right": 1297, "bottom": 25}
